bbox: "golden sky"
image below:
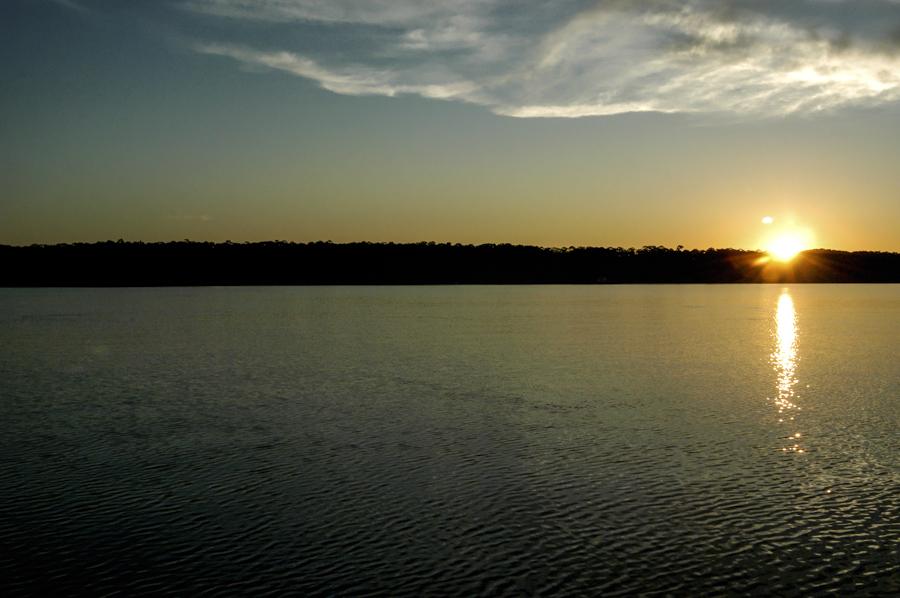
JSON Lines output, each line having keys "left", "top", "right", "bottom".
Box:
{"left": 2, "top": 1, "right": 899, "bottom": 251}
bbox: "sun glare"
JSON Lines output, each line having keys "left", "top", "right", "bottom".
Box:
{"left": 767, "top": 234, "right": 807, "bottom": 262}
{"left": 759, "top": 219, "right": 814, "bottom": 263}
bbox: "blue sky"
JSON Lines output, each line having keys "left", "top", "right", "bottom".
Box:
{"left": 2, "top": 0, "right": 899, "bottom": 249}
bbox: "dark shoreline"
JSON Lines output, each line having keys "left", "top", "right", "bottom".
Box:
{"left": 2, "top": 241, "right": 898, "bottom": 286}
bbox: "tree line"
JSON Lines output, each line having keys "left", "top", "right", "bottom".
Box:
{"left": 0, "top": 241, "right": 897, "bottom": 285}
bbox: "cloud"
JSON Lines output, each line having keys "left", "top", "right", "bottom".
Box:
{"left": 196, "top": 43, "right": 480, "bottom": 100}
{"left": 185, "top": 0, "right": 900, "bottom": 118}
{"left": 184, "top": 0, "right": 488, "bottom": 25}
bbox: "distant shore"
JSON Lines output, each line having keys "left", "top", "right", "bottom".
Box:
{"left": 1, "top": 241, "right": 897, "bottom": 286}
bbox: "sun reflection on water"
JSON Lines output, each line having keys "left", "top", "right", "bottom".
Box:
{"left": 772, "top": 288, "right": 804, "bottom": 453}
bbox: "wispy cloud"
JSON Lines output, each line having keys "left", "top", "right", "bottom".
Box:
{"left": 196, "top": 43, "right": 480, "bottom": 100}
{"left": 185, "top": 0, "right": 900, "bottom": 118}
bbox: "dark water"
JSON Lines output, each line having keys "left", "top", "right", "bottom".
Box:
{"left": 1, "top": 285, "right": 897, "bottom": 596}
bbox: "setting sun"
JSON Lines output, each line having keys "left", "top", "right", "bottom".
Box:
{"left": 767, "top": 234, "right": 808, "bottom": 262}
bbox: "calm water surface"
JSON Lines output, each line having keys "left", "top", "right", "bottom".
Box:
{"left": 1, "top": 285, "right": 897, "bottom": 596}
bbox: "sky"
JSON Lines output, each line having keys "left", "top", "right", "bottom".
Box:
{"left": 2, "top": 0, "right": 899, "bottom": 250}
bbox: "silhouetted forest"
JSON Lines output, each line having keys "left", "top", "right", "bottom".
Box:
{"left": 1, "top": 241, "right": 897, "bottom": 286}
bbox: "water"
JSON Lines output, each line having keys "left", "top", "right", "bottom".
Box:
{"left": 1, "top": 285, "right": 897, "bottom": 596}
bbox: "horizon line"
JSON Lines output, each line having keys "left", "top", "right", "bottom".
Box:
{"left": 3, "top": 240, "right": 898, "bottom": 255}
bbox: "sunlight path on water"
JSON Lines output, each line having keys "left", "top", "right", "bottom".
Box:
{"left": 772, "top": 288, "right": 804, "bottom": 453}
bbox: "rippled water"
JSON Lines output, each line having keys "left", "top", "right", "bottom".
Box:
{"left": 1, "top": 285, "right": 897, "bottom": 596}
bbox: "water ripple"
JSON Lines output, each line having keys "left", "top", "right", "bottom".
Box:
{"left": 1, "top": 286, "right": 898, "bottom": 596}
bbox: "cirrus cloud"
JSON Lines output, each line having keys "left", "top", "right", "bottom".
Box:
{"left": 186, "top": 0, "right": 900, "bottom": 117}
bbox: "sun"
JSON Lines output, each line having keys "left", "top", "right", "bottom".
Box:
{"left": 759, "top": 219, "right": 814, "bottom": 263}
{"left": 767, "top": 234, "right": 807, "bottom": 262}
